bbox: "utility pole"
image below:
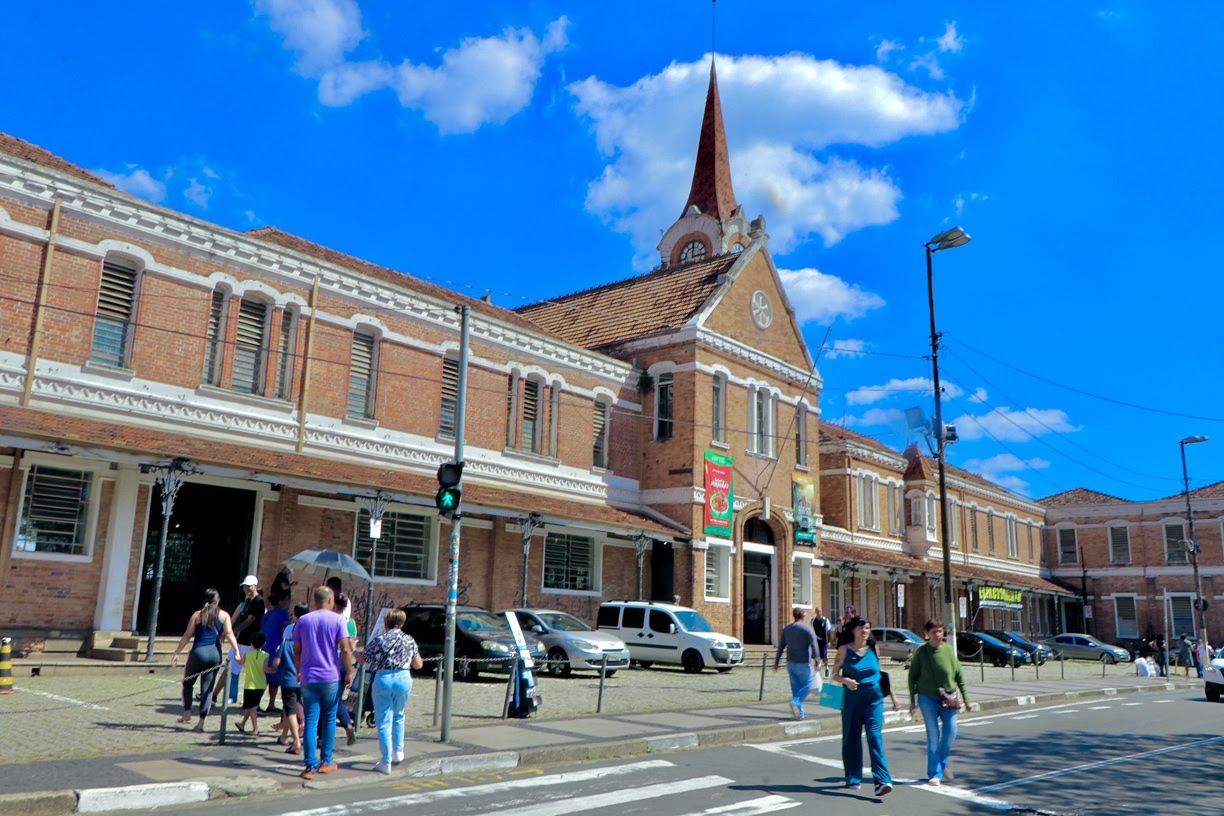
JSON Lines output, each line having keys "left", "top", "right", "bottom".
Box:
{"left": 520, "top": 512, "right": 541, "bottom": 607}
{"left": 1180, "top": 436, "right": 1209, "bottom": 648}
{"left": 440, "top": 305, "right": 471, "bottom": 744}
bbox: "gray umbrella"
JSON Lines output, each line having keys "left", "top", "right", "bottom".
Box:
{"left": 283, "top": 548, "right": 372, "bottom": 583}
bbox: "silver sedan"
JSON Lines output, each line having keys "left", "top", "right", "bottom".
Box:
{"left": 508, "top": 609, "right": 630, "bottom": 677}
{"left": 1040, "top": 633, "right": 1131, "bottom": 664}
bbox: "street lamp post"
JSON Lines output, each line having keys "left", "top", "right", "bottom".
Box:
{"left": 145, "top": 458, "right": 191, "bottom": 662}
{"left": 925, "top": 226, "right": 971, "bottom": 639}
{"left": 1179, "top": 435, "right": 1209, "bottom": 648}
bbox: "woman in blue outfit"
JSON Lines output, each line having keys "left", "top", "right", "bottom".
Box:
{"left": 170, "top": 588, "right": 241, "bottom": 732}
{"left": 831, "top": 616, "right": 897, "bottom": 797}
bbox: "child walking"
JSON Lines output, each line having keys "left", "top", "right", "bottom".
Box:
{"left": 270, "top": 603, "right": 307, "bottom": 754}
{"left": 236, "top": 631, "right": 269, "bottom": 736}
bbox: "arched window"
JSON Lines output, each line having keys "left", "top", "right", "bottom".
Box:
{"left": 90, "top": 256, "right": 141, "bottom": 368}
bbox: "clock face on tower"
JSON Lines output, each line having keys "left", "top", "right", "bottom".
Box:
{"left": 750, "top": 290, "right": 773, "bottom": 329}
{"left": 680, "top": 240, "right": 707, "bottom": 262}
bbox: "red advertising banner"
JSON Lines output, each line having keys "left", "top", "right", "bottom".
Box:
{"left": 704, "top": 450, "right": 734, "bottom": 537}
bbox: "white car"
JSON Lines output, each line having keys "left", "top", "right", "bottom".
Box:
{"left": 507, "top": 609, "right": 630, "bottom": 677}
{"left": 596, "top": 601, "right": 744, "bottom": 673}
{"left": 1205, "top": 654, "right": 1224, "bottom": 702}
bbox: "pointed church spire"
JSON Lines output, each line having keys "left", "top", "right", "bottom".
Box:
{"left": 682, "top": 62, "right": 738, "bottom": 221}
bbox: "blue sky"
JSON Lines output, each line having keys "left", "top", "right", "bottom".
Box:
{"left": 3, "top": 1, "right": 1221, "bottom": 500}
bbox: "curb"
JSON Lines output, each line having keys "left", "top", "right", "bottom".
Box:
{"left": 0, "top": 681, "right": 1187, "bottom": 814}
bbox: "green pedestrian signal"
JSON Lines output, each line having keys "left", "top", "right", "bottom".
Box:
{"left": 435, "top": 486, "right": 461, "bottom": 518}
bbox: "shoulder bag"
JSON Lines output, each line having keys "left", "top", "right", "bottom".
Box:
{"left": 939, "top": 687, "right": 961, "bottom": 710}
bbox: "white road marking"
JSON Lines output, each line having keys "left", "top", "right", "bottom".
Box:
{"left": 1122, "top": 702, "right": 1144, "bottom": 706}
{"left": 1055, "top": 709, "right": 1080, "bottom": 714}
{"left": 974, "top": 735, "right": 1224, "bottom": 794}
{"left": 12, "top": 687, "right": 110, "bottom": 711}
{"left": 289, "top": 760, "right": 676, "bottom": 816}
{"left": 1088, "top": 705, "right": 1112, "bottom": 710}
{"left": 678, "top": 795, "right": 801, "bottom": 816}
{"left": 489, "top": 775, "right": 734, "bottom": 816}
{"left": 1011, "top": 714, "right": 1039, "bottom": 720}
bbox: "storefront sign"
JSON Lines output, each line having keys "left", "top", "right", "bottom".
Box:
{"left": 896, "top": 584, "right": 905, "bottom": 608}
{"left": 958, "top": 596, "right": 967, "bottom": 619}
{"left": 978, "top": 585, "right": 1023, "bottom": 610}
{"left": 703, "top": 450, "right": 734, "bottom": 538}
{"left": 792, "top": 473, "right": 816, "bottom": 543}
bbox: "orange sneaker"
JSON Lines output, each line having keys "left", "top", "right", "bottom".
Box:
{"left": 300, "top": 769, "right": 316, "bottom": 780}
{"left": 319, "top": 764, "right": 339, "bottom": 774}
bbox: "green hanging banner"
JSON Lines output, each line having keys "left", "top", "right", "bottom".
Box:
{"left": 703, "top": 450, "right": 734, "bottom": 538}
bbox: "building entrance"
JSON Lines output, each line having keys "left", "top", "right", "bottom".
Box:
{"left": 742, "top": 518, "right": 775, "bottom": 645}
{"left": 136, "top": 482, "right": 256, "bottom": 635}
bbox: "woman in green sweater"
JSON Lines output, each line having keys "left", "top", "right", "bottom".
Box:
{"left": 907, "top": 619, "right": 972, "bottom": 786}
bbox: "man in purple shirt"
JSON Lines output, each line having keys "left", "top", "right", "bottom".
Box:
{"left": 292, "top": 586, "right": 355, "bottom": 779}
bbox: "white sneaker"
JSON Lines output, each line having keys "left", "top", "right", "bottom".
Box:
{"left": 788, "top": 702, "right": 801, "bottom": 720}
{"left": 393, "top": 751, "right": 404, "bottom": 764}
{"left": 927, "top": 778, "right": 942, "bottom": 787}
{"left": 373, "top": 761, "right": 391, "bottom": 775}
{"left": 874, "top": 783, "right": 893, "bottom": 797}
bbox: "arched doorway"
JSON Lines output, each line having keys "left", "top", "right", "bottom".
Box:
{"left": 742, "top": 517, "right": 775, "bottom": 645}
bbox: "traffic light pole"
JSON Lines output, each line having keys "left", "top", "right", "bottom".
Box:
{"left": 440, "top": 304, "right": 471, "bottom": 743}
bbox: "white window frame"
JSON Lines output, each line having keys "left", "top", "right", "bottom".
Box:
{"left": 748, "top": 384, "right": 777, "bottom": 457}
{"left": 987, "top": 510, "right": 997, "bottom": 554}
{"left": 202, "top": 288, "right": 227, "bottom": 386}
{"left": 829, "top": 567, "right": 842, "bottom": 618}
{"left": 273, "top": 307, "right": 296, "bottom": 401}
{"left": 792, "top": 553, "right": 813, "bottom": 608}
{"left": 925, "top": 493, "right": 938, "bottom": 540}
{"left": 90, "top": 256, "right": 141, "bottom": 368}
{"left": 11, "top": 454, "right": 107, "bottom": 563}
{"left": 1006, "top": 515, "right": 1019, "bottom": 559}
{"left": 794, "top": 404, "right": 808, "bottom": 467}
{"left": 1114, "top": 595, "right": 1139, "bottom": 639}
{"left": 1164, "top": 522, "right": 1187, "bottom": 564}
{"left": 1108, "top": 524, "right": 1131, "bottom": 565}
{"left": 711, "top": 373, "right": 726, "bottom": 445}
{"left": 353, "top": 505, "right": 439, "bottom": 585}
{"left": 592, "top": 399, "right": 610, "bottom": 469}
{"left": 439, "top": 356, "right": 460, "bottom": 438}
{"left": 542, "top": 530, "right": 602, "bottom": 596}
{"left": 1058, "top": 527, "right": 1079, "bottom": 564}
{"left": 949, "top": 500, "right": 960, "bottom": 548}
{"left": 857, "top": 473, "right": 880, "bottom": 531}
{"left": 231, "top": 296, "right": 270, "bottom": 395}
{"left": 887, "top": 485, "right": 902, "bottom": 536}
{"left": 346, "top": 329, "right": 378, "bottom": 420}
{"left": 654, "top": 372, "right": 674, "bottom": 441}
{"left": 704, "top": 540, "right": 732, "bottom": 602}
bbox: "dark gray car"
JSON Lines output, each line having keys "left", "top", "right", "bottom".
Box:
{"left": 1041, "top": 633, "right": 1131, "bottom": 663}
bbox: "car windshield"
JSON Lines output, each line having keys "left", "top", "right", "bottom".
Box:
{"left": 897, "top": 630, "right": 923, "bottom": 643}
{"left": 536, "top": 612, "right": 592, "bottom": 632}
{"left": 674, "top": 610, "right": 713, "bottom": 632}
{"left": 1002, "top": 631, "right": 1035, "bottom": 646}
{"left": 457, "top": 612, "right": 509, "bottom": 633}
{"left": 976, "top": 633, "right": 1009, "bottom": 648}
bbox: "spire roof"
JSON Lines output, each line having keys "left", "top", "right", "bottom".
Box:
{"left": 682, "top": 63, "right": 738, "bottom": 221}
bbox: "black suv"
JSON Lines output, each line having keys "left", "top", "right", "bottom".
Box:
{"left": 398, "top": 605, "right": 547, "bottom": 681}
{"left": 956, "top": 631, "right": 1026, "bottom": 668}
{"left": 982, "top": 630, "right": 1054, "bottom": 665}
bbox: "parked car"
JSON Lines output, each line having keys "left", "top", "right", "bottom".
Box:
{"left": 872, "top": 627, "right": 924, "bottom": 662}
{"left": 399, "top": 605, "right": 547, "bottom": 681}
{"left": 982, "top": 630, "right": 1054, "bottom": 665}
{"left": 596, "top": 601, "right": 744, "bottom": 673}
{"left": 955, "top": 631, "right": 1026, "bottom": 668}
{"left": 1205, "top": 654, "right": 1224, "bottom": 702}
{"left": 1040, "top": 633, "right": 1132, "bottom": 664}
{"left": 506, "top": 608, "right": 630, "bottom": 677}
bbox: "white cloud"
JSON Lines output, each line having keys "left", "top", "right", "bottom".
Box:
{"left": 844, "top": 407, "right": 905, "bottom": 428}
{"left": 968, "top": 387, "right": 989, "bottom": 403}
{"left": 960, "top": 453, "right": 1048, "bottom": 495}
{"left": 183, "top": 178, "right": 211, "bottom": 208}
{"left": 94, "top": 166, "right": 166, "bottom": 203}
{"left": 937, "top": 22, "right": 964, "bottom": 53}
{"left": 909, "top": 52, "right": 945, "bottom": 81}
{"left": 777, "top": 268, "right": 884, "bottom": 325}
{"left": 257, "top": 1, "right": 567, "bottom": 134}
{"left": 875, "top": 39, "right": 903, "bottom": 62}
{"left": 950, "top": 407, "right": 1080, "bottom": 442}
{"left": 571, "top": 54, "right": 963, "bottom": 266}
{"left": 823, "top": 339, "right": 867, "bottom": 360}
{"left": 846, "top": 377, "right": 962, "bottom": 406}
{"left": 954, "top": 191, "right": 989, "bottom": 215}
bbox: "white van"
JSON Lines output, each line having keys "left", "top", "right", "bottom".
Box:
{"left": 596, "top": 601, "right": 744, "bottom": 673}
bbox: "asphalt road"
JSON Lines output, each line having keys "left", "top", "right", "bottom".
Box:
{"left": 180, "top": 688, "right": 1220, "bottom": 815}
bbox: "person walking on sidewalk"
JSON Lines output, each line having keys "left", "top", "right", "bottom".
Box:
{"left": 293, "top": 586, "right": 356, "bottom": 780}
{"left": 1149, "top": 634, "right": 1168, "bottom": 677}
{"left": 229, "top": 576, "right": 266, "bottom": 703}
{"left": 360, "top": 608, "right": 424, "bottom": 773}
{"left": 832, "top": 616, "right": 895, "bottom": 797}
{"left": 234, "top": 631, "right": 269, "bottom": 736}
{"left": 1179, "top": 634, "right": 1193, "bottom": 679}
{"left": 773, "top": 608, "right": 821, "bottom": 720}
{"left": 171, "top": 588, "right": 240, "bottom": 732}
{"left": 270, "top": 602, "right": 307, "bottom": 755}
{"left": 907, "top": 618, "right": 972, "bottom": 786}
{"left": 260, "top": 593, "right": 291, "bottom": 714}
{"left": 812, "top": 607, "right": 831, "bottom": 675}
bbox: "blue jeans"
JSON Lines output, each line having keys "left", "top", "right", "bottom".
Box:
{"left": 785, "top": 662, "right": 816, "bottom": 719}
{"left": 841, "top": 683, "right": 890, "bottom": 787}
{"left": 372, "top": 669, "right": 413, "bottom": 764}
{"left": 301, "top": 681, "right": 339, "bottom": 772}
{"left": 916, "top": 694, "right": 959, "bottom": 781}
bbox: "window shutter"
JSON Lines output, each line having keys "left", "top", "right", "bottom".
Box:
{"left": 1165, "top": 523, "right": 1187, "bottom": 563}
{"left": 1058, "top": 527, "right": 1078, "bottom": 563}
{"left": 439, "top": 358, "right": 459, "bottom": 437}
{"left": 521, "top": 380, "right": 540, "bottom": 452}
{"left": 274, "top": 311, "right": 294, "bottom": 399}
{"left": 231, "top": 299, "right": 267, "bottom": 393}
{"left": 1114, "top": 596, "right": 1138, "bottom": 638}
{"left": 202, "top": 290, "right": 226, "bottom": 385}
{"left": 347, "top": 332, "right": 376, "bottom": 418}
{"left": 355, "top": 508, "right": 431, "bottom": 580}
{"left": 592, "top": 401, "right": 608, "bottom": 468}
{"left": 90, "top": 261, "right": 138, "bottom": 366}
{"left": 17, "top": 466, "right": 92, "bottom": 555}
{"left": 711, "top": 377, "right": 724, "bottom": 442}
{"left": 1109, "top": 526, "right": 1130, "bottom": 564}
{"left": 543, "top": 533, "right": 594, "bottom": 591}
{"left": 656, "top": 373, "right": 673, "bottom": 440}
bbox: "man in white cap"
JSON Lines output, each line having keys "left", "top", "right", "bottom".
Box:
{"left": 228, "top": 575, "right": 266, "bottom": 704}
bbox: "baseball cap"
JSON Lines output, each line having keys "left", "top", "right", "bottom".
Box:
{"left": 240, "top": 574, "right": 259, "bottom": 587}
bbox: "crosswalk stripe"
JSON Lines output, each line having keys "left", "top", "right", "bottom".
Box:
{"left": 682, "top": 795, "right": 802, "bottom": 816}
{"left": 486, "top": 775, "right": 734, "bottom": 816}
{"left": 290, "top": 760, "right": 676, "bottom": 816}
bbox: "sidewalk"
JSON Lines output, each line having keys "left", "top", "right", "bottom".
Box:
{"left": 0, "top": 672, "right": 1191, "bottom": 815}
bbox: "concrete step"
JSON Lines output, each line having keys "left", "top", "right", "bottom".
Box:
{"left": 109, "top": 635, "right": 180, "bottom": 651}
{"left": 92, "top": 646, "right": 177, "bottom": 662}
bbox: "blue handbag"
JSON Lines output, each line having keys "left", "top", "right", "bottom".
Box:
{"left": 818, "top": 683, "right": 844, "bottom": 711}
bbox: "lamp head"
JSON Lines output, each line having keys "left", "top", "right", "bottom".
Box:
{"left": 1181, "top": 435, "right": 1208, "bottom": 446}
{"left": 928, "top": 226, "right": 971, "bottom": 251}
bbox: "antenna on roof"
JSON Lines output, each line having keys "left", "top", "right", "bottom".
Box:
{"left": 711, "top": 0, "right": 717, "bottom": 61}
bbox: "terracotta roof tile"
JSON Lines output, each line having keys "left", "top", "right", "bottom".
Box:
{"left": 247, "top": 227, "right": 564, "bottom": 340}
{"left": 819, "top": 421, "right": 901, "bottom": 456}
{"left": 516, "top": 253, "right": 738, "bottom": 350}
{"left": 1038, "top": 487, "right": 1132, "bottom": 506}
{"left": 1186, "top": 480, "right": 1224, "bottom": 499}
{"left": 0, "top": 132, "right": 113, "bottom": 187}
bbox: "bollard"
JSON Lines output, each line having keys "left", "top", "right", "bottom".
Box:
{"left": 502, "top": 657, "right": 517, "bottom": 720}
{"left": 596, "top": 654, "right": 608, "bottom": 714}
{"left": 1102, "top": 656, "right": 1107, "bottom": 679}
{"left": 1010, "top": 656, "right": 1015, "bottom": 682}
{"left": 979, "top": 647, "right": 985, "bottom": 682}
{"left": 0, "top": 637, "right": 13, "bottom": 695}
{"left": 218, "top": 659, "right": 232, "bottom": 745}
{"left": 432, "top": 660, "right": 442, "bottom": 728}
{"left": 1060, "top": 649, "right": 1065, "bottom": 680}
{"left": 758, "top": 653, "right": 768, "bottom": 702}
{"left": 1035, "top": 654, "right": 1040, "bottom": 681}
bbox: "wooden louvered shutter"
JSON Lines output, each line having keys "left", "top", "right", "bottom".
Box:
{"left": 90, "top": 261, "right": 138, "bottom": 366}
{"left": 521, "top": 380, "right": 540, "bottom": 453}
{"left": 232, "top": 299, "right": 267, "bottom": 393}
{"left": 347, "top": 332, "right": 376, "bottom": 419}
{"left": 202, "top": 290, "right": 226, "bottom": 385}
{"left": 592, "top": 401, "right": 608, "bottom": 468}
{"left": 274, "top": 311, "right": 294, "bottom": 399}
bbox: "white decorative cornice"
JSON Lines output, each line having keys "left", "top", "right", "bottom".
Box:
{"left": 612, "top": 325, "right": 818, "bottom": 388}
{"left": 819, "top": 438, "right": 908, "bottom": 470}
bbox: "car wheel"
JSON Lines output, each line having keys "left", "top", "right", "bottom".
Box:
{"left": 992, "top": 657, "right": 1004, "bottom": 668}
{"left": 716, "top": 667, "right": 733, "bottom": 673}
{"left": 455, "top": 657, "right": 479, "bottom": 682}
{"left": 1101, "top": 653, "right": 1116, "bottom": 665}
{"left": 546, "top": 648, "right": 572, "bottom": 677}
{"left": 1207, "top": 685, "right": 1221, "bottom": 703}
{"left": 636, "top": 661, "right": 652, "bottom": 670}
{"left": 602, "top": 670, "right": 617, "bottom": 678}
{"left": 681, "top": 649, "right": 705, "bottom": 674}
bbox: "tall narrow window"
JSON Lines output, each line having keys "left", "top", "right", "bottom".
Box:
{"left": 505, "top": 375, "right": 518, "bottom": 446}
{"left": 987, "top": 511, "right": 997, "bottom": 554}
{"left": 592, "top": 401, "right": 609, "bottom": 468}
{"left": 887, "top": 487, "right": 901, "bottom": 536}
{"left": 1058, "top": 527, "right": 1078, "bottom": 564}
{"left": 1027, "top": 523, "right": 1035, "bottom": 560}
{"left": 949, "top": 501, "right": 959, "bottom": 548}
{"left": 439, "top": 357, "right": 459, "bottom": 437}
{"left": 1109, "top": 525, "right": 1131, "bottom": 564}
{"left": 829, "top": 567, "right": 842, "bottom": 619}
{"left": 1006, "top": 516, "right": 1018, "bottom": 558}
{"left": 274, "top": 310, "right": 295, "bottom": 400}
{"left": 858, "top": 475, "right": 878, "bottom": 530}
{"left": 925, "top": 495, "right": 938, "bottom": 538}
{"left": 655, "top": 373, "right": 673, "bottom": 440}
{"left": 15, "top": 466, "right": 92, "bottom": 556}
{"left": 202, "top": 290, "right": 226, "bottom": 385}
{"left": 347, "top": 331, "right": 376, "bottom": 419}
{"left": 355, "top": 508, "right": 433, "bottom": 580}
{"left": 521, "top": 379, "right": 541, "bottom": 453}
{"left": 795, "top": 404, "right": 808, "bottom": 466}
{"left": 231, "top": 298, "right": 268, "bottom": 394}
{"left": 753, "top": 389, "right": 772, "bottom": 455}
{"left": 90, "top": 260, "right": 138, "bottom": 367}
{"left": 1165, "top": 522, "right": 1187, "bottom": 563}
{"left": 1115, "top": 596, "right": 1139, "bottom": 639}
{"left": 970, "top": 510, "right": 979, "bottom": 551}
{"left": 711, "top": 375, "right": 725, "bottom": 443}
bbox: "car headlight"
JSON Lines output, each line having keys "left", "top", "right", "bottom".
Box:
{"left": 567, "top": 639, "right": 596, "bottom": 652}
{"left": 711, "top": 640, "right": 726, "bottom": 649}
{"left": 480, "top": 640, "right": 511, "bottom": 654}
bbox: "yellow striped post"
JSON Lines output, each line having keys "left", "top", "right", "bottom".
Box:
{"left": 0, "top": 637, "right": 13, "bottom": 694}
